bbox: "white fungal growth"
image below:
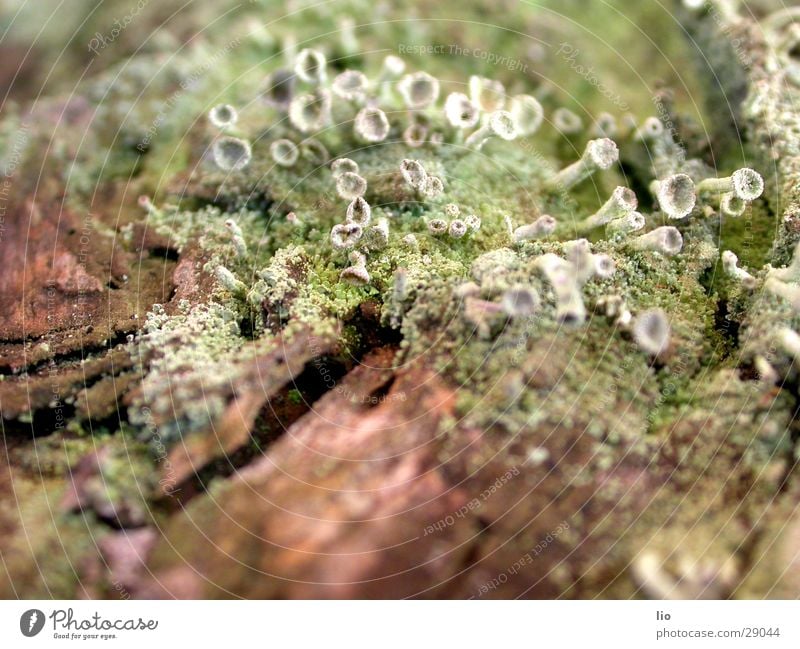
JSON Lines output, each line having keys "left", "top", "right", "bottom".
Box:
{"left": 464, "top": 214, "right": 481, "bottom": 232}
{"left": 765, "top": 277, "right": 800, "bottom": 309}
{"left": 398, "top": 71, "right": 440, "bottom": 109}
{"left": 212, "top": 136, "right": 252, "bottom": 171}
{"left": 767, "top": 241, "right": 800, "bottom": 283}
{"left": 633, "top": 308, "right": 671, "bottom": 355}
{"left": 331, "top": 157, "right": 359, "bottom": 178}
{"left": 721, "top": 251, "right": 756, "bottom": 289}
{"left": 377, "top": 55, "right": 406, "bottom": 100}
{"left": 630, "top": 226, "right": 683, "bottom": 256}
{"left": 336, "top": 171, "right": 367, "bottom": 200}
{"left": 288, "top": 89, "right": 332, "bottom": 132}
{"left": 422, "top": 175, "right": 444, "bottom": 199}
{"left": 501, "top": 286, "right": 540, "bottom": 317}
{"left": 427, "top": 218, "right": 448, "bottom": 235}
{"left": 294, "top": 48, "right": 327, "bottom": 85}
{"left": 402, "top": 233, "right": 418, "bottom": 247}
{"left": 262, "top": 69, "right": 295, "bottom": 110}
{"left": 509, "top": 94, "right": 544, "bottom": 136}
{"left": 354, "top": 106, "right": 390, "bottom": 142}
{"left": 224, "top": 219, "right": 247, "bottom": 257}
{"left": 591, "top": 112, "right": 617, "bottom": 138}
{"left": 340, "top": 263, "right": 370, "bottom": 286}
{"left": 563, "top": 238, "right": 595, "bottom": 283}
{"left": 697, "top": 167, "right": 764, "bottom": 201}
{"left": 345, "top": 196, "right": 371, "bottom": 226}
{"left": 777, "top": 327, "right": 800, "bottom": 362}
{"left": 545, "top": 138, "right": 619, "bottom": 190}
{"left": 597, "top": 294, "right": 632, "bottom": 326}
{"left": 332, "top": 69, "right": 369, "bottom": 102}
{"left": 536, "top": 253, "right": 587, "bottom": 324}
{"left": 444, "top": 203, "right": 460, "bottom": 218}
{"left": 720, "top": 192, "right": 746, "bottom": 217}
{"left": 654, "top": 173, "right": 696, "bottom": 219}
{"left": 400, "top": 159, "right": 427, "bottom": 188}
{"left": 299, "top": 138, "right": 330, "bottom": 165}
{"left": 606, "top": 211, "right": 645, "bottom": 236}
{"left": 444, "top": 92, "right": 480, "bottom": 129}
{"left": 580, "top": 186, "right": 638, "bottom": 229}
{"left": 338, "top": 16, "right": 358, "bottom": 56}
{"left": 513, "top": 215, "right": 557, "bottom": 242}
{"left": 449, "top": 219, "right": 468, "bottom": 238}
{"left": 552, "top": 107, "right": 583, "bottom": 135}
{"left": 270, "top": 139, "right": 299, "bottom": 167}
{"left": 593, "top": 254, "right": 616, "bottom": 279}
{"left": 208, "top": 104, "right": 238, "bottom": 129}
{"left": 464, "top": 110, "right": 518, "bottom": 150}
{"left": 469, "top": 75, "right": 506, "bottom": 112}
{"left": 403, "top": 123, "right": 428, "bottom": 148}
{"left": 364, "top": 218, "right": 389, "bottom": 250}
{"left": 330, "top": 222, "right": 363, "bottom": 249}
{"left": 634, "top": 116, "right": 665, "bottom": 142}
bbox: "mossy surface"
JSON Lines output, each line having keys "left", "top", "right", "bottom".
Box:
{"left": 2, "top": 0, "right": 800, "bottom": 599}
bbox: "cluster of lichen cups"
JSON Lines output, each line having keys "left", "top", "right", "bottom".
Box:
{"left": 143, "top": 46, "right": 771, "bottom": 360}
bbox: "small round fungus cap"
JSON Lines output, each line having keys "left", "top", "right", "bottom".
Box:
{"left": 400, "top": 159, "right": 427, "bottom": 188}
{"left": 487, "top": 110, "right": 518, "bottom": 141}
{"left": 212, "top": 136, "right": 252, "bottom": 171}
{"left": 633, "top": 226, "right": 683, "bottom": 256}
{"left": 592, "top": 112, "right": 617, "bottom": 138}
{"left": 612, "top": 186, "right": 638, "bottom": 212}
{"left": 501, "top": 286, "right": 540, "bottom": 317}
{"left": 270, "top": 139, "right": 299, "bottom": 167}
{"left": 403, "top": 123, "right": 428, "bottom": 148}
{"left": 294, "top": 48, "right": 327, "bottom": 85}
{"left": 331, "top": 157, "right": 359, "bottom": 178}
{"left": 398, "top": 71, "right": 440, "bottom": 109}
{"left": 340, "top": 264, "right": 370, "bottom": 285}
{"left": 422, "top": 175, "right": 444, "bottom": 199}
{"left": 262, "top": 69, "right": 295, "bottom": 109}
{"left": 288, "top": 89, "right": 332, "bottom": 133}
{"left": 449, "top": 219, "right": 468, "bottom": 238}
{"left": 656, "top": 173, "right": 696, "bottom": 219}
{"left": 345, "top": 196, "right": 371, "bottom": 226}
{"left": 354, "top": 106, "right": 390, "bottom": 142}
{"left": 721, "top": 192, "right": 746, "bottom": 217}
{"left": 330, "top": 222, "right": 363, "bottom": 249}
{"left": 635, "top": 116, "right": 664, "bottom": 141}
{"left": 469, "top": 75, "right": 506, "bottom": 112}
{"left": 585, "top": 138, "right": 619, "bottom": 170}
{"left": 300, "top": 138, "right": 330, "bottom": 165}
{"left": 209, "top": 104, "right": 238, "bottom": 129}
{"left": 464, "top": 214, "right": 481, "bottom": 231}
{"left": 336, "top": 171, "right": 367, "bottom": 200}
{"left": 732, "top": 168, "right": 764, "bottom": 201}
{"left": 593, "top": 254, "right": 616, "bottom": 278}
{"left": 552, "top": 107, "right": 583, "bottom": 135}
{"left": 381, "top": 55, "right": 406, "bottom": 77}
{"left": 332, "top": 70, "right": 369, "bottom": 101}
{"left": 509, "top": 95, "right": 544, "bottom": 136}
{"left": 427, "top": 218, "right": 448, "bottom": 235}
{"left": 444, "top": 92, "right": 480, "bottom": 129}
{"left": 633, "top": 308, "right": 671, "bottom": 356}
